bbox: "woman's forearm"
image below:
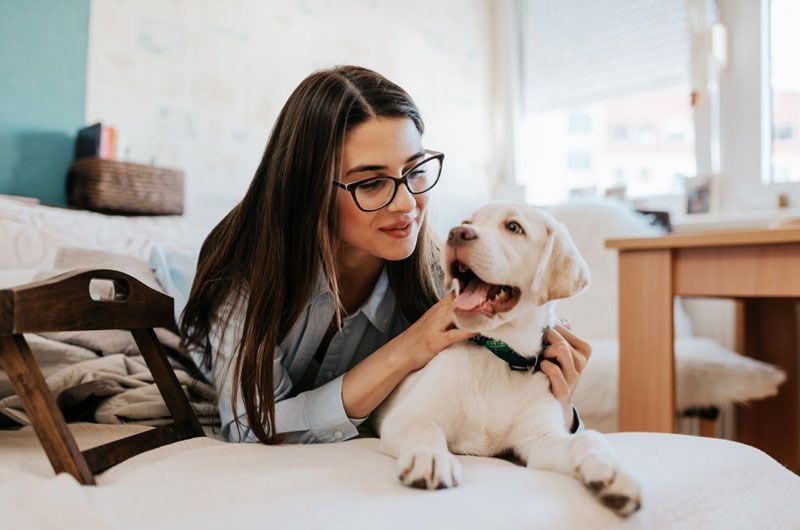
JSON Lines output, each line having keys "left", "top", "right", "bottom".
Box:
{"left": 341, "top": 337, "right": 413, "bottom": 419}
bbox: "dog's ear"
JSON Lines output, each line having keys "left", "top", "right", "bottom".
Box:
{"left": 530, "top": 221, "right": 590, "bottom": 305}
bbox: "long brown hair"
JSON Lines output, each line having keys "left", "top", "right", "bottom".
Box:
{"left": 180, "top": 65, "right": 442, "bottom": 444}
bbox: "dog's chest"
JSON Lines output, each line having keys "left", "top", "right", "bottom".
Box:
{"left": 463, "top": 347, "right": 550, "bottom": 432}
{"left": 388, "top": 343, "right": 556, "bottom": 453}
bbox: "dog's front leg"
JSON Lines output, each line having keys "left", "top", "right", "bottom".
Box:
{"left": 515, "top": 427, "right": 642, "bottom": 517}
{"left": 379, "top": 409, "right": 462, "bottom": 490}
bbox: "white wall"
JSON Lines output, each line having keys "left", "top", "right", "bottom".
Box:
{"left": 85, "top": 0, "right": 495, "bottom": 235}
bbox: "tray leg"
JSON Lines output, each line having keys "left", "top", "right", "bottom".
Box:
{"left": 0, "top": 334, "right": 95, "bottom": 485}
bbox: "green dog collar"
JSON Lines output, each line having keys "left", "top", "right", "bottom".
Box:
{"left": 470, "top": 326, "right": 550, "bottom": 373}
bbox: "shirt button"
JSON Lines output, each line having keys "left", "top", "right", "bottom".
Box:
{"left": 334, "top": 430, "right": 343, "bottom": 439}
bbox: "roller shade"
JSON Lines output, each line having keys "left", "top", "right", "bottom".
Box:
{"left": 518, "top": 0, "right": 691, "bottom": 112}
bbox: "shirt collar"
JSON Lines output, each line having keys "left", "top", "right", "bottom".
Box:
{"left": 311, "top": 261, "right": 395, "bottom": 336}
{"left": 360, "top": 267, "right": 394, "bottom": 336}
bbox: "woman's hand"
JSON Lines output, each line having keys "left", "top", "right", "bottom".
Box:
{"left": 392, "top": 291, "right": 477, "bottom": 372}
{"left": 540, "top": 319, "right": 592, "bottom": 430}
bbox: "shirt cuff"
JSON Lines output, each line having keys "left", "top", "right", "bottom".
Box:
{"left": 305, "top": 373, "right": 361, "bottom": 442}
{"left": 570, "top": 405, "right": 584, "bottom": 434}
{"left": 349, "top": 415, "right": 368, "bottom": 427}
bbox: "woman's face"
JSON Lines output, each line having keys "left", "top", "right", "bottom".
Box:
{"left": 336, "top": 117, "right": 429, "bottom": 263}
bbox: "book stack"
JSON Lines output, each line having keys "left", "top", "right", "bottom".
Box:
{"left": 74, "top": 123, "right": 119, "bottom": 160}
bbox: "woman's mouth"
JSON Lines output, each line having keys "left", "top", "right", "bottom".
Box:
{"left": 380, "top": 221, "right": 414, "bottom": 238}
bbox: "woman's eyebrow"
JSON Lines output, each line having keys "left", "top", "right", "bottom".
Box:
{"left": 344, "top": 150, "right": 425, "bottom": 177}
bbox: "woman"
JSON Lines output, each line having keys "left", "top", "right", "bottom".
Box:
{"left": 179, "top": 65, "right": 592, "bottom": 445}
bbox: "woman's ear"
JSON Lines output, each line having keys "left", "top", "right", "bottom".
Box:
{"left": 530, "top": 222, "right": 590, "bottom": 306}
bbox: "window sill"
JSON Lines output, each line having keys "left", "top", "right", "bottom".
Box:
{"left": 672, "top": 208, "right": 800, "bottom": 233}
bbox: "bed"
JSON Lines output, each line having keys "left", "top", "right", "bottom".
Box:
{"left": 2, "top": 423, "right": 799, "bottom": 529}
{"left": 1, "top": 196, "right": 798, "bottom": 529}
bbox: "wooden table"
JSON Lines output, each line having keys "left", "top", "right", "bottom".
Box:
{"left": 606, "top": 228, "right": 800, "bottom": 473}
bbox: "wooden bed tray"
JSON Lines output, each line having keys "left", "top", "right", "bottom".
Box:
{"left": 0, "top": 268, "right": 205, "bottom": 485}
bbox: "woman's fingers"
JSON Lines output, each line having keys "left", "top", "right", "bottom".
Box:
{"left": 540, "top": 359, "right": 569, "bottom": 398}
{"left": 544, "top": 327, "right": 578, "bottom": 385}
{"left": 445, "top": 327, "right": 478, "bottom": 345}
{"left": 571, "top": 347, "right": 587, "bottom": 373}
{"left": 553, "top": 323, "right": 592, "bottom": 361}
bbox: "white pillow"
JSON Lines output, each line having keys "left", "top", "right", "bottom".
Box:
{"left": 0, "top": 197, "right": 207, "bottom": 271}
{"left": 0, "top": 219, "right": 64, "bottom": 270}
{"left": 0, "top": 267, "right": 40, "bottom": 289}
{"left": 546, "top": 198, "right": 693, "bottom": 340}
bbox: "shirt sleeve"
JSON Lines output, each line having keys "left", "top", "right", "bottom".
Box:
{"left": 210, "top": 292, "right": 362, "bottom": 445}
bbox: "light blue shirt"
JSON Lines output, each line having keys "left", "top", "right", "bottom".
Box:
{"left": 149, "top": 245, "right": 583, "bottom": 445}
{"left": 212, "top": 264, "right": 410, "bottom": 444}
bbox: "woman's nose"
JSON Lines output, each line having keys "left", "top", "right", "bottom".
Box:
{"left": 387, "top": 182, "right": 415, "bottom": 212}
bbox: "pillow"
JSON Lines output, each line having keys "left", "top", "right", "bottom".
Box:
{"left": 546, "top": 198, "right": 693, "bottom": 340}
{"left": 0, "top": 267, "right": 40, "bottom": 289}
{"left": 0, "top": 219, "right": 64, "bottom": 270}
{"left": 149, "top": 244, "right": 200, "bottom": 325}
{"left": 0, "top": 196, "right": 207, "bottom": 270}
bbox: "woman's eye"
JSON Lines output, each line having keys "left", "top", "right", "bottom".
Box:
{"left": 357, "top": 180, "right": 383, "bottom": 192}
{"left": 506, "top": 221, "right": 524, "bottom": 234}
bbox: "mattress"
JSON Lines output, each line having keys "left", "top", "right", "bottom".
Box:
{"left": 0, "top": 423, "right": 798, "bottom": 530}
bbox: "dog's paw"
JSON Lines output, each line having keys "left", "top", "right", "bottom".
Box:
{"left": 397, "top": 447, "right": 462, "bottom": 490}
{"left": 577, "top": 457, "right": 642, "bottom": 517}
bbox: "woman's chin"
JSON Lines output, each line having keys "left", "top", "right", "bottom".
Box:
{"left": 378, "top": 240, "right": 416, "bottom": 261}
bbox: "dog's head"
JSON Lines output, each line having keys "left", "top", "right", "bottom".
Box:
{"left": 444, "top": 202, "right": 589, "bottom": 332}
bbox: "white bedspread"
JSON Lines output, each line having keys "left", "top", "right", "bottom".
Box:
{"left": 0, "top": 424, "right": 798, "bottom": 530}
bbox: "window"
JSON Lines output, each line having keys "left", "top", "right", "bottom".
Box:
{"left": 567, "top": 113, "right": 592, "bottom": 134}
{"left": 513, "top": 0, "right": 800, "bottom": 211}
{"left": 716, "top": 0, "right": 800, "bottom": 211}
{"left": 768, "top": 0, "right": 800, "bottom": 184}
{"left": 515, "top": 0, "right": 695, "bottom": 205}
{"left": 519, "top": 87, "right": 695, "bottom": 203}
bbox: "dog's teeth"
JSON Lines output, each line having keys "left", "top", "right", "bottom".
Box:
{"left": 453, "top": 278, "right": 461, "bottom": 295}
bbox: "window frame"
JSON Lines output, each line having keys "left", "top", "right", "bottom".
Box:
{"left": 716, "top": 0, "right": 800, "bottom": 211}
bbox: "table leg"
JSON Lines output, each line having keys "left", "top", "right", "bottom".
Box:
{"left": 618, "top": 249, "right": 676, "bottom": 432}
{"left": 736, "top": 300, "right": 799, "bottom": 473}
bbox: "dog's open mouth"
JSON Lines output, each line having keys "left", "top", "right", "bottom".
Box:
{"left": 450, "top": 260, "right": 521, "bottom": 315}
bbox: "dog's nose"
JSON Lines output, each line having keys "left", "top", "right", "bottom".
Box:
{"left": 447, "top": 226, "right": 478, "bottom": 247}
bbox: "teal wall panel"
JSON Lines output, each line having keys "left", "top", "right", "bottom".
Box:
{"left": 0, "top": 0, "right": 90, "bottom": 205}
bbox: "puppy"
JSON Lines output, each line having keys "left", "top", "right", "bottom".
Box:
{"left": 370, "top": 202, "right": 642, "bottom": 517}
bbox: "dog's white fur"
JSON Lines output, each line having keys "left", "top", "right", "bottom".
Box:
{"left": 370, "top": 202, "right": 642, "bottom": 517}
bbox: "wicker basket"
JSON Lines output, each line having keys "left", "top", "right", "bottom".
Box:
{"left": 67, "top": 158, "right": 184, "bottom": 215}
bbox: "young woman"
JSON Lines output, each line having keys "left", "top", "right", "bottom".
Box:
{"left": 179, "top": 65, "right": 592, "bottom": 445}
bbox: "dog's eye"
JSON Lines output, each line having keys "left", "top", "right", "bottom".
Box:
{"left": 506, "top": 221, "right": 525, "bottom": 234}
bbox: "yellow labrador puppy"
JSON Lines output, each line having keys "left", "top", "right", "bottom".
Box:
{"left": 371, "top": 202, "right": 642, "bottom": 517}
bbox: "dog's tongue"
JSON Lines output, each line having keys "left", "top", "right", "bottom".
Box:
{"left": 456, "top": 277, "right": 491, "bottom": 310}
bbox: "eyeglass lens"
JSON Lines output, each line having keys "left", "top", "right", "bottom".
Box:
{"left": 354, "top": 157, "right": 442, "bottom": 210}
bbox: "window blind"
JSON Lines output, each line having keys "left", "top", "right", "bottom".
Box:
{"left": 518, "top": 0, "right": 691, "bottom": 112}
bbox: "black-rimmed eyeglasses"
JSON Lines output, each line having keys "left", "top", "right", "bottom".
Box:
{"left": 333, "top": 150, "right": 444, "bottom": 212}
